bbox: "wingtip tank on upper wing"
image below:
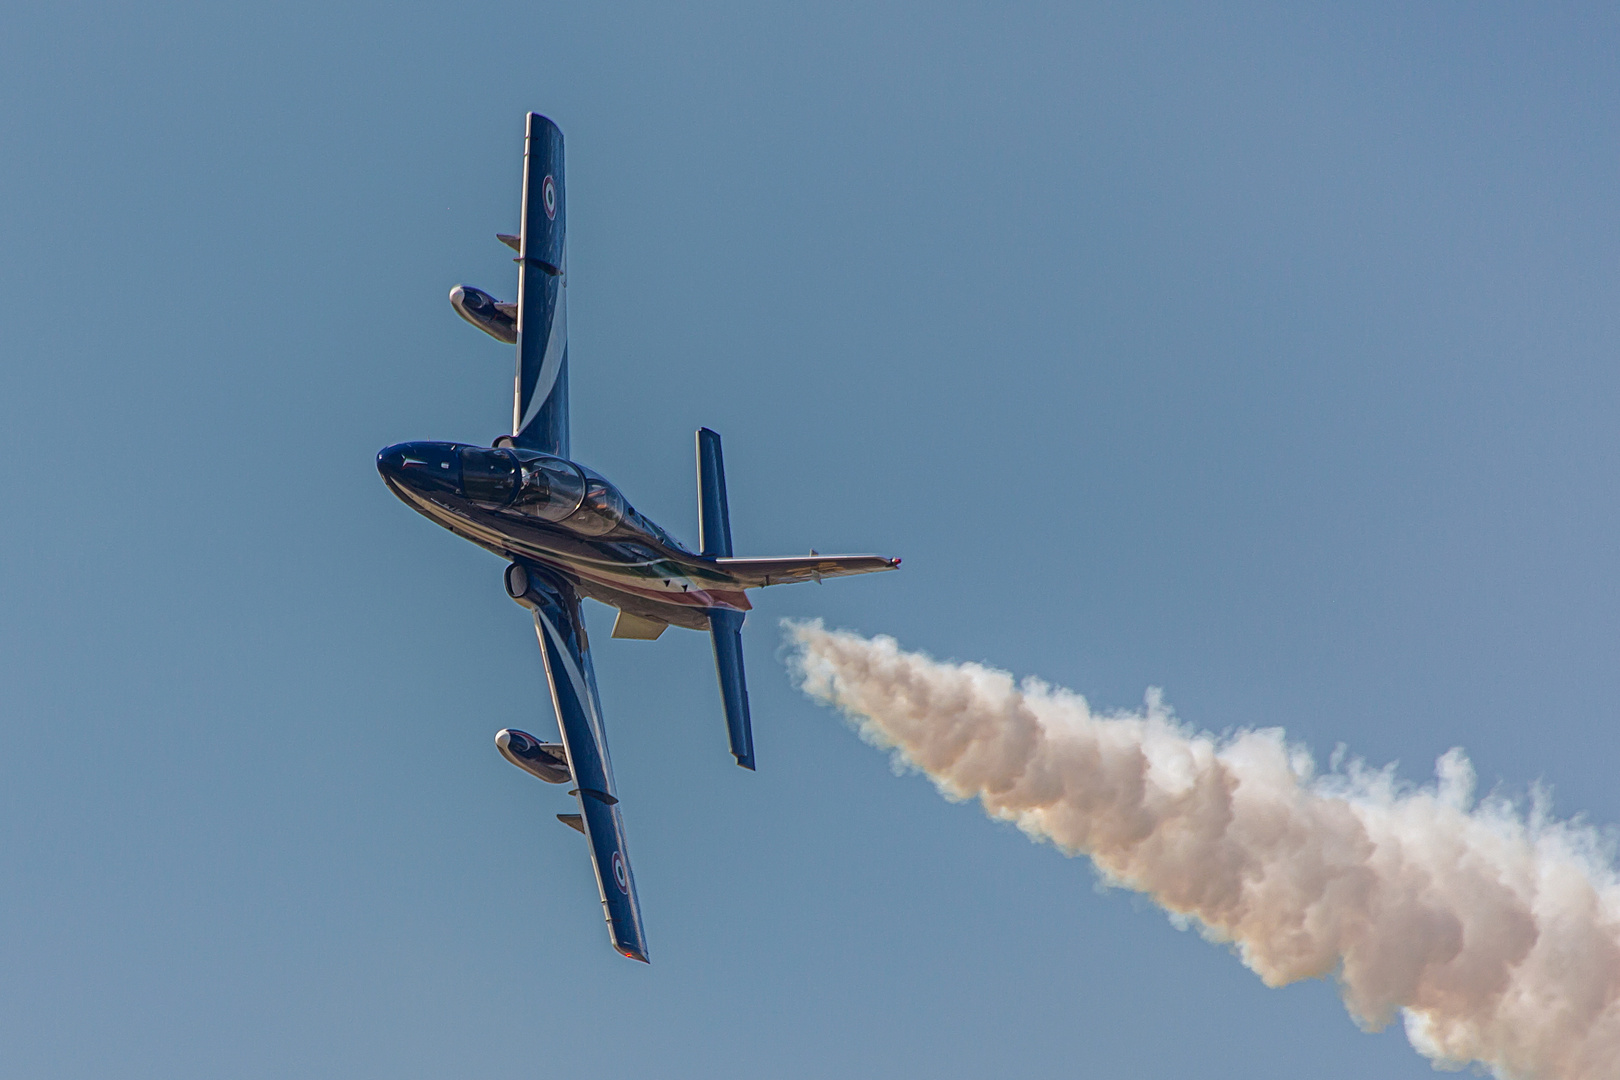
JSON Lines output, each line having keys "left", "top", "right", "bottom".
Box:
{"left": 450, "top": 285, "right": 518, "bottom": 344}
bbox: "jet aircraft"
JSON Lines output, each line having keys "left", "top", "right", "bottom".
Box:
{"left": 377, "top": 114, "right": 899, "bottom": 962}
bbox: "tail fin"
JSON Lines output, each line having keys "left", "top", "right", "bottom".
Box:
{"left": 708, "top": 609, "right": 754, "bottom": 770}
{"left": 513, "top": 113, "right": 568, "bottom": 457}
{"left": 696, "top": 427, "right": 733, "bottom": 557}
{"left": 697, "top": 428, "right": 754, "bottom": 769}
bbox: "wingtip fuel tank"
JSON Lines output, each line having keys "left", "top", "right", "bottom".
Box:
{"left": 495, "top": 728, "right": 572, "bottom": 784}
{"left": 450, "top": 284, "right": 518, "bottom": 344}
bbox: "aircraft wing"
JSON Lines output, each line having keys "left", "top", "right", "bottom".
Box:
{"left": 714, "top": 554, "right": 900, "bottom": 588}
{"left": 513, "top": 112, "right": 569, "bottom": 457}
{"left": 520, "top": 565, "right": 649, "bottom": 962}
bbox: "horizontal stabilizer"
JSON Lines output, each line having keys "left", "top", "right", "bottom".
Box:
{"left": 716, "top": 554, "right": 900, "bottom": 588}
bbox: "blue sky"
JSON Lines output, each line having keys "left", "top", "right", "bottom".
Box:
{"left": 3, "top": 4, "right": 1619, "bottom": 1077}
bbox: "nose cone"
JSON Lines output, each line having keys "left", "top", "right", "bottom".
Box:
{"left": 448, "top": 285, "right": 477, "bottom": 316}
{"left": 376, "top": 444, "right": 407, "bottom": 483}
{"left": 496, "top": 728, "right": 536, "bottom": 755}
{"left": 376, "top": 442, "right": 463, "bottom": 496}
{"left": 449, "top": 284, "right": 491, "bottom": 317}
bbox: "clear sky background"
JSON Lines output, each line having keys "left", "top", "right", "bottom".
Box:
{"left": 3, "top": 4, "right": 1619, "bottom": 1078}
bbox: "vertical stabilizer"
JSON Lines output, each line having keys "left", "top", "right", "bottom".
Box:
{"left": 696, "top": 427, "right": 733, "bottom": 557}
{"left": 709, "top": 609, "right": 754, "bottom": 770}
{"left": 513, "top": 113, "right": 568, "bottom": 457}
{"left": 697, "top": 428, "right": 754, "bottom": 769}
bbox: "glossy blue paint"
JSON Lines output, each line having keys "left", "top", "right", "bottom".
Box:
{"left": 697, "top": 429, "right": 754, "bottom": 767}
{"left": 517, "top": 566, "right": 648, "bottom": 962}
{"left": 513, "top": 113, "right": 568, "bottom": 456}
{"left": 696, "top": 427, "right": 733, "bottom": 559}
{"left": 708, "top": 608, "right": 754, "bottom": 770}
{"left": 376, "top": 113, "right": 897, "bottom": 961}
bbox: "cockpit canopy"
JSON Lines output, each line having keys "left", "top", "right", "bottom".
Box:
{"left": 459, "top": 445, "right": 670, "bottom": 543}
{"left": 459, "top": 446, "right": 519, "bottom": 504}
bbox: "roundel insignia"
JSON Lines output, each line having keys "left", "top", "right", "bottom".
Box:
{"left": 612, "top": 851, "right": 628, "bottom": 893}
{"left": 542, "top": 175, "right": 557, "bottom": 220}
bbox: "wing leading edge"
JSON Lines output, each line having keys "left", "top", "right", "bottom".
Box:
{"left": 516, "top": 564, "right": 648, "bottom": 962}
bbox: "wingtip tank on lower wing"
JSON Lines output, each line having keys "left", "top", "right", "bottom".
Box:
{"left": 495, "top": 728, "right": 572, "bottom": 784}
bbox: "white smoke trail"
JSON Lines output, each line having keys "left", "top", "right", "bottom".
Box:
{"left": 785, "top": 620, "right": 1620, "bottom": 1080}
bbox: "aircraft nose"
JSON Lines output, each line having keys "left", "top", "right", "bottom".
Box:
{"left": 377, "top": 444, "right": 408, "bottom": 482}
{"left": 376, "top": 442, "right": 463, "bottom": 495}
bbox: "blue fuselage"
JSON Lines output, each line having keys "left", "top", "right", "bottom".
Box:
{"left": 378, "top": 441, "right": 749, "bottom": 630}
